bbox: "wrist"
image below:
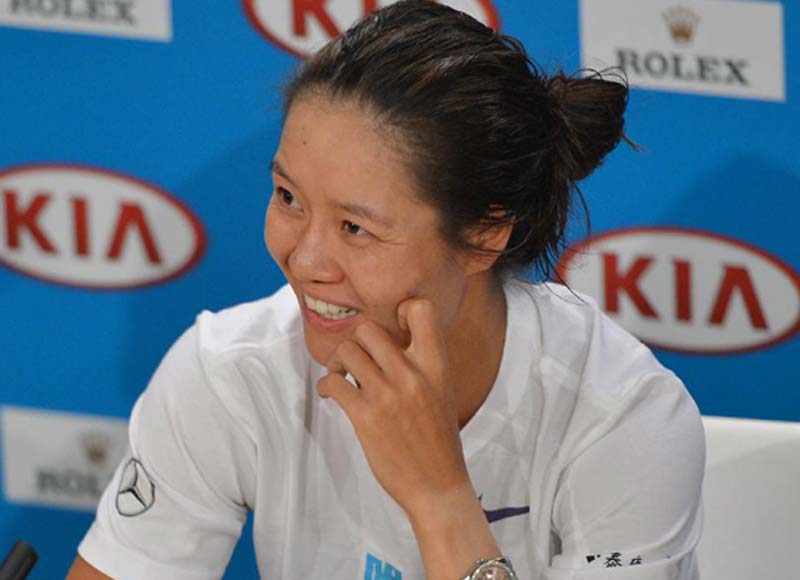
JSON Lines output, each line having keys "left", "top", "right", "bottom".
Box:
{"left": 405, "top": 483, "right": 501, "bottom": 580}
{"left": 404, "top": 481, "right": 479, "bottom": 533}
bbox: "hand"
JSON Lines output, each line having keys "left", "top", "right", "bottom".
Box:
{"left": 316, "top": 298, "right": 472, "bottom": 517}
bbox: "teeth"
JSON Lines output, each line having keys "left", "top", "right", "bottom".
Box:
{"left": 303, "top": 294, "right": 358, "bottom": 319}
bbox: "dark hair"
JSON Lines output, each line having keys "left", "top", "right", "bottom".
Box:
{"left": 282, "top": 0, "right": 630, "bottom": 282}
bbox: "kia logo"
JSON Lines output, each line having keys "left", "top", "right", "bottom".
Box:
{"left": 243, "top": 0, "right": 501, "bottom": 59}
{"left": 0, "top": 163, "right": 206, "bottom": 290}
{"left": 556, "top": 227, "right": 800, "bottom": 354}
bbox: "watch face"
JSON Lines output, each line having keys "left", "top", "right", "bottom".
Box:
{"left": 475, "top": 563, "right": 513, "bottom": 580}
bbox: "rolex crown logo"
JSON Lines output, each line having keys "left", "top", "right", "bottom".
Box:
{"left": 663, "top": 6, "right": 700, "bottom": 46}
{"left": 81, "top": 431, "right": 110, "bottom": 466}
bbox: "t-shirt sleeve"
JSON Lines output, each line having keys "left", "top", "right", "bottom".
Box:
{"left": 545, "top": 372, "right": 706, "bottom": 580}
{"left": 78, "top": 323, "right": 256, "bottom": 580}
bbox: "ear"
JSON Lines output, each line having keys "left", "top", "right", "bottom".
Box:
{"left": 460, "top": 207, "right": 514, "bottom": 277}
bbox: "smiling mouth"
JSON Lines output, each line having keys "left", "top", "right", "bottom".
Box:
{"left": 302, "top": 293, "right": 359, "bottom": 320}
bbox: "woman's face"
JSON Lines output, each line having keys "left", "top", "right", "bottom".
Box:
{"left": 265, "top": 95, "right": 472, "bottom": 366}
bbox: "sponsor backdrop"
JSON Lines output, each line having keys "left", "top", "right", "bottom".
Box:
{"left": 0, "top": 0, "right": 796, "bottom": 577}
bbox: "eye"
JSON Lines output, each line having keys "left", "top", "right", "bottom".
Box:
{"left": 276, "top": 187, "right": 301, "bottom": 210}
{"left": 343, "top": 220, "right": 370, "bottom": 237}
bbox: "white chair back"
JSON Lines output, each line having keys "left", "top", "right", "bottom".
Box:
{"left": 698, "top": 415, "right": 800, "bottom": 580}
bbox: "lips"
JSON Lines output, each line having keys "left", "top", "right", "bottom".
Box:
{"left": 293, "top": 286, "right": 362, "bottom": 329}
{"left": 300, "top": 289, "right": 359, "bottom": 311}
{"left": 307, "top": 295, "right": 357, "bottom": 310}
{"left": 302, "top": 301, "right": 360, "bottom": 332}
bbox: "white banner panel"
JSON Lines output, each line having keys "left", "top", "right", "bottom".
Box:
{"left": 0, "top": 0, "right": 172, "bottom": 42}
{"left": 1, "top": 405, "right": 128, "bottom": 511}
{"left": 580, "top": 0, "right": 785, "bottom": 101}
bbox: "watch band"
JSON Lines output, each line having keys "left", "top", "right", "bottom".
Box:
{"left": 461, "top": 555, "right": 518, "bottom": 580}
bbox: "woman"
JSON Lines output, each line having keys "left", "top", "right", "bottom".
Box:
{"left": 68, "top": 2, "right": 704, "bottom": 579}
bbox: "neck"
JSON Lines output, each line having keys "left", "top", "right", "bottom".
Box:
{"left": 444, "top": 272, "right": 508, "bottom": 430}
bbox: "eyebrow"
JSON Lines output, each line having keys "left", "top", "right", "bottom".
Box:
{"left": 271, "top": 158, "right": 395, "bottom": 228}
{"left": 271, "top": 159, "right": 296, "bottom": 186}
{"left": 333, "top": 200, "right": 395, "bottom": 228}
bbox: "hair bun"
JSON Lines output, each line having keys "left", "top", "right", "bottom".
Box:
{"left": 546, "top": 70, "right": 629, "bottom": 182}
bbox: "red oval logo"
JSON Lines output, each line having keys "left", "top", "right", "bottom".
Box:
{"left": 244, "top": 0, "right": 501, "bottom": 59}
{"left": 0, "top": 163, "right": 206, "bottom": 290}
{"left": 556, "top": 227, "right": 800, "bottom": 354}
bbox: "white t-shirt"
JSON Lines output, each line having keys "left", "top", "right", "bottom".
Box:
{"left": 79, "top": 278, "right": 705, "bottom": 580}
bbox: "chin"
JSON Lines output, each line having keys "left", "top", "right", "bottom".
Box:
{"left": 301, "top": 327, "right": 338, "bottom": 367}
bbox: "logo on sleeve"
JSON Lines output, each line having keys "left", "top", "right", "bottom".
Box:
{"left": 116, "top": 458, "right": 155, "bottom": 516}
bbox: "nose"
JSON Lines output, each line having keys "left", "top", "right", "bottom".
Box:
{"left": 288, "top": 222, "right": 343, "bottom": 284}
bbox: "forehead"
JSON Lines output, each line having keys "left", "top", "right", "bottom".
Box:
{"left": 275, "top": 96, "right": 431, "bottom": 221}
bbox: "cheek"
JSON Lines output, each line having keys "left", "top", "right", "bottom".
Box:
{"left": 265, "top": 205, "right": 294, "bottom": 265}
{"left": 380, "top": 251, "right": 465, "bottom": 328}
{"left": 352, "top": 256, "right": 419, "bottom": 303}
{"left": 350, "top": 253, "right": 442, "bottom": 325}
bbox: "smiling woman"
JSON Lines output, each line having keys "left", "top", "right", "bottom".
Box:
{"left": 68, "top": 2, "right": 704, "bottom": 580}
{"left": 266, "top": 96, "right": 484, "bottom": 373}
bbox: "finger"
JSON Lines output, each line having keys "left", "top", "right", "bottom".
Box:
{"left": 397, "top": 298, "right": 447, "bottom": 363}
{"left": 317, "top": 373, "right": 365, "bottom": 417}
{"left": 352, "top": 320, "right": 411, "bottom": 379}
{"left": 326, "top": 339, "right": 385, "bottom": 394}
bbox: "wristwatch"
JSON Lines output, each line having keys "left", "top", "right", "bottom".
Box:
{"left": 461, "top": 556, "right": 518, "bottom": 580}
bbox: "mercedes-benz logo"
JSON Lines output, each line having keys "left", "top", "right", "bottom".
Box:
{"left": 116, "top": 458, "right": 156, "bottom": 516}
